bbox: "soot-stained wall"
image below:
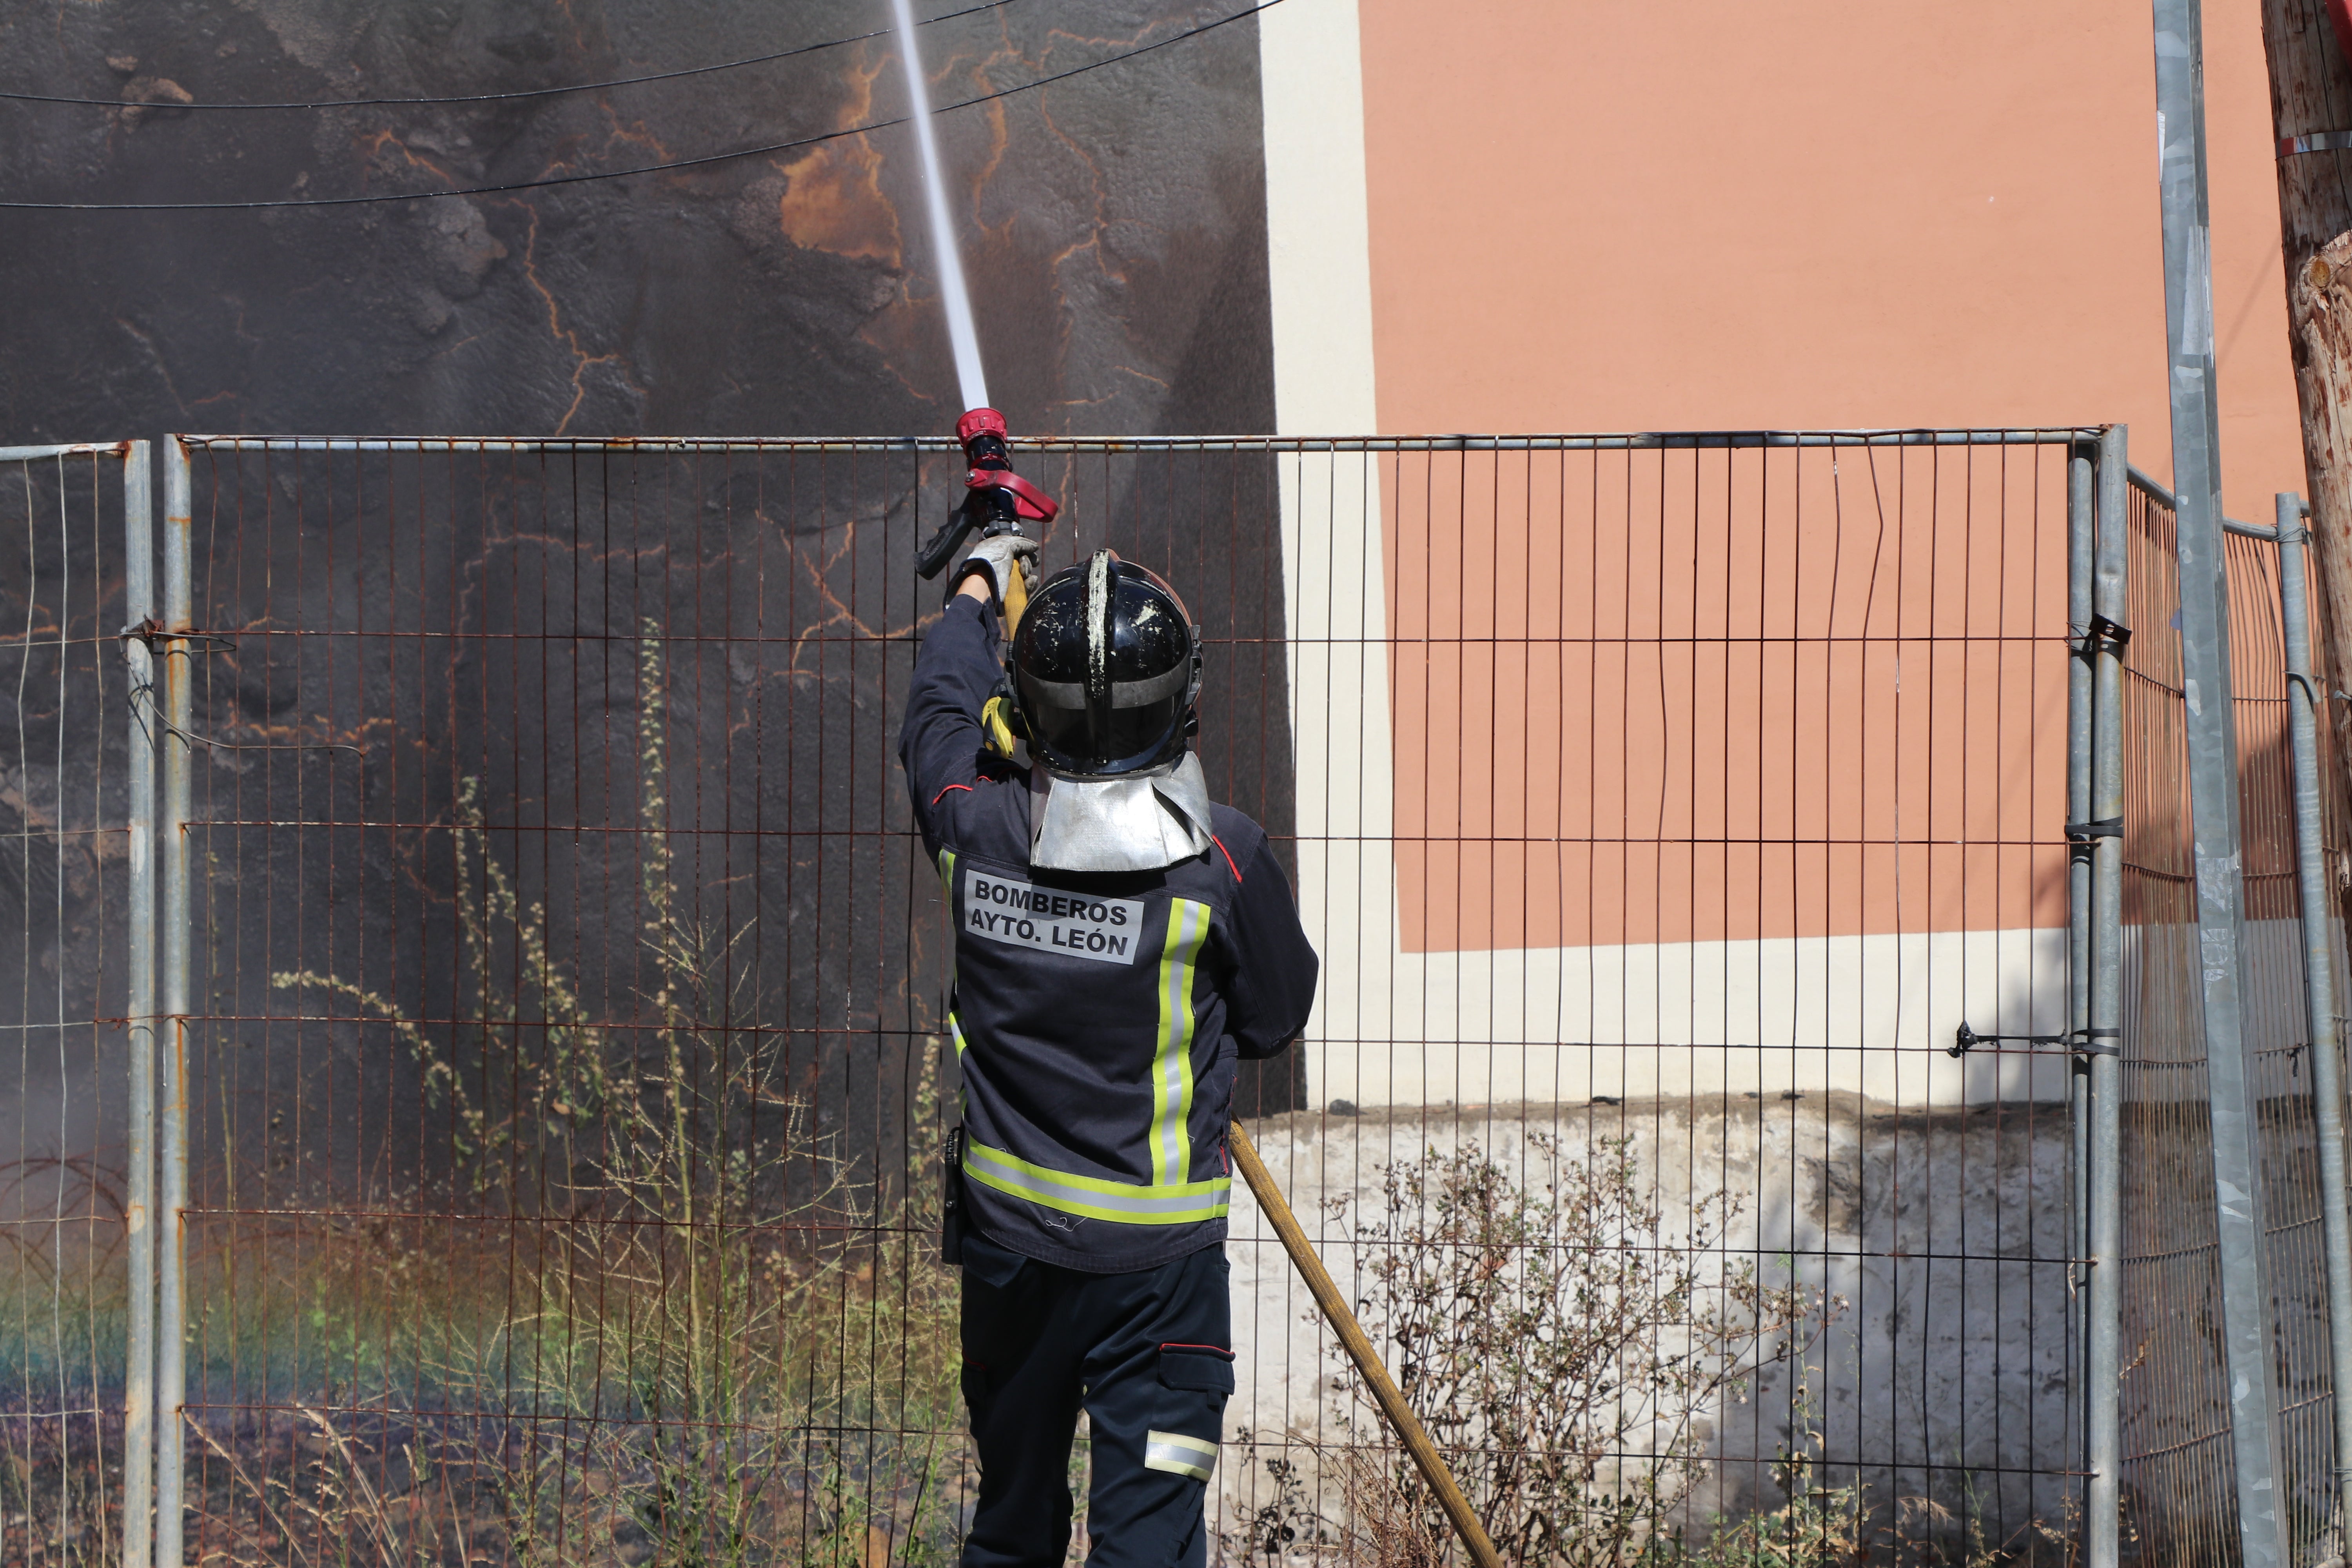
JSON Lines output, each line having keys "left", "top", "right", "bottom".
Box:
{"left": 0, "top": 0, "right": 1278, "bottom": 443}
{"left": 0, "top": 0, "right": 1303, "bottom": 1212}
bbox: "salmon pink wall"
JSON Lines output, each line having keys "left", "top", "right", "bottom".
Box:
{"left": 1354, "top": 0, "right": 2301, "bottom": 507}
{"left": 1349, "top": 0, "right": 2298, "bottom": 952}
{"left": 1379, "top": 443, "right": 2071, "bottom": 951}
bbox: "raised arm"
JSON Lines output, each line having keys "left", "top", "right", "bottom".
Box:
{"left": 900, "top": 583, "right": 1005, "bottom": 845}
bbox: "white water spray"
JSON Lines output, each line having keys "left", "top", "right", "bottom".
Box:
{"left": 891, "top": 0, "right": 989, "bottom": 412}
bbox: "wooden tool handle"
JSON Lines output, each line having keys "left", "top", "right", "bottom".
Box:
{"left": 1227, "top": 1121, "right": 1503, "bottom": 1568}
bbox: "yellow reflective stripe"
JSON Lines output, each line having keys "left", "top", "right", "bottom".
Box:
{"left": 949, "top": 1012, "right": 968, "bottom": 1057}
{"left": 936, "top": 848, "right": 957, "bottom": 894}
{"left": 1145, "top": 1431, "right": 1219, "bottom": 1481}
{"left": 965, "top": 1138, "right": 1229, "bottom": 1200}
{"left": 962, "top": 1137, "right": 1231, "bottom": 1225}
{"left": 1152, "top": 899, "right": 1211, "bottom": 1187}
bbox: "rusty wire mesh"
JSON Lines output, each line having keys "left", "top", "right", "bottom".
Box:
{"left": 2111, "top": 483, "right": 2352, "bottom": 1568}
{"left": 165, "top": 437, "right": 1292, "bottom": 1565}
{"left": 2114, "top": 476, "right": 2235, "bottom": 1566}
{"left": 0, "top": 444, "right": 135, "bottom": 1567}
{"left": 143, "top": 430, "right": 2102, "bottom": 1566}
{"left": 2221, "top": 526, "right": 2345, "bottom": 1568}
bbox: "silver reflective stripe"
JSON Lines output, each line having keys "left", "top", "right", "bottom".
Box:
{"left": 1144, "top": 1430, "right": 1218, "bottom": 1481}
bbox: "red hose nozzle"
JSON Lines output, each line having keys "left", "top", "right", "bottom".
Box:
{"left": 914, "top": 408, "right": 1055, "bottom": 578}
{"left": 957, "top": 407, "right": 1009, "bottom": 455}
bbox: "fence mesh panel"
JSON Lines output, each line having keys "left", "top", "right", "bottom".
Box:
{"left": 2111, "top": 483, "right": 2352, "bottom": 1568}
{"left": 2115, "top": 477, "right": 2234, "bottom": 1564}
{"left": 158, "top": 432, "right": 2091, "bottom": 1564}
{"left": 169, "top": 439, "right": 1293, "bottom": 1564}
{"left": 0, "top": 445, "right": 133, "bottom": 1567}
{"left": 2223, "top": 527, "right": 2344, "bottom": 1568}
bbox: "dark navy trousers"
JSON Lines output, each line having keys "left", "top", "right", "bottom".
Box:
{"left": 958, "top": 1232, "right": 1234, "bottom": 1568}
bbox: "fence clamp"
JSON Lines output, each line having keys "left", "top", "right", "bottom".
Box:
{"left": 1950, "top": 1022, "right": 2117, "bottom": 1059}
{"left": 2065, "top": 817, "right": 2123, "bottom": 844}
{"left": 118, "top": 620, "right": 234, "bottom": 656}
{"left": 2073, "top": 613, "right": 2132, "bottom": 658}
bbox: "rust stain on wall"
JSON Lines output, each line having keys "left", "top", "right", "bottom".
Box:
{"left": 774, "top": 53, "right": 901, "bottom": 266}
{"left": 775, "top": 136, "right": 901, "bottom": 266}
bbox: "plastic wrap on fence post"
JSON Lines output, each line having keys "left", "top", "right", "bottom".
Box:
{"left": 2274, "top": 491, "right": 2352, "bottom": 1540}
{"left": 2088, "top": 426, "right": 2129, "bottom": 1568}
{"left": 156, "top": 437, "right": 191, "bottom": 1568}
{"left": 121, "top": 440, "right": 154, "bottom": 1568}
{"left": 2149, "top": 0, "right": 2288, "bottom": 1554}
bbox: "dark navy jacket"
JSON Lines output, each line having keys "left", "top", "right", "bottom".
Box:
{"left": 900, "top": 596, "right": 1319, "bottom": 1273}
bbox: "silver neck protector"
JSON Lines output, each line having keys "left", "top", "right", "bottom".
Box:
{"left": 1028, "top": 753, "right": 1214, "bottom": 873}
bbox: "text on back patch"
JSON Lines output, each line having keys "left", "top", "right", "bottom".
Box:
{"left": 963, "top": 869, "right": 1145, "bottom": 966}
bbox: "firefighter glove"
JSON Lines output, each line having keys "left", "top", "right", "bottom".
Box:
{"left": 953, "top": 533, "right": 1042, "bottom": 607}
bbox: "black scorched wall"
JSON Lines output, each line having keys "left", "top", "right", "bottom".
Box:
{"left": 0, "top": 0, "right": 1303, "bottom": 1221}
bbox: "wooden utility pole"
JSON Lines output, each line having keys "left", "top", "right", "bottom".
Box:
{"left": 2260, "top": 13, "right": 2352, "bottom": 1552}
{"left": 2261, "top": 0, "right": 2352, "bottom": 768}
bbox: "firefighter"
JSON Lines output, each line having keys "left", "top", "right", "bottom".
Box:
{"left": 900, "top": 534, "right": 1319, "bottom": 1568}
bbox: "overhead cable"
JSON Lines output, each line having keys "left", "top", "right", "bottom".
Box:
{"left": 0, "top": 0, "right": 1278, "bottom": 211}
{"left": 0, "top": 0, "right": 1012, "bottom": 111}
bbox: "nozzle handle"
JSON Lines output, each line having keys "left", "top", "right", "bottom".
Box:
{"left": 914, "top": 509, "right": 975, "bottom": 580}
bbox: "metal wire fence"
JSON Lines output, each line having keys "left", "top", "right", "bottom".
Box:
{"left": 2111, "top": 473, "right": 2352, "bottom": 1568}
{"left": 105, "top": 428, "right": 2098, "bottom": 1567}
{"left": 155, "top": 435, "right": 1299, "bottom": 1566}
{"left": 1262, "top": 430, "right": 2086, "bottom": 1563}
{"left": 0, "top": 441, "right": 142, "bottom": 1567}
{"left": 2222, "top": 522, "right": 2341, "bottom": 1568}
{"left": 51, "top": 426, "right": 2352, "bottom": 1564}
{"left": 2114, "top": 473, "right": 2235, "bottom": 1563}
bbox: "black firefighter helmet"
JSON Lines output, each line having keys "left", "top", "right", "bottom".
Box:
{"left": 1009, "top": 550, "right": 1201, "bottom": 777}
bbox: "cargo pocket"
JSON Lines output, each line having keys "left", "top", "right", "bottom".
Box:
{"left": 956, "top": 1236, "right": 1035, "bottom": 1425}
{"left": 1145, "top": 1345, "right": 1234, "bottom": 1482}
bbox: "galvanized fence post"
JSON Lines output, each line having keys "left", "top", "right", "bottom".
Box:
{"left": 122, "top": 441, "right": 155, "bottom": 1568}
{"left": 2274, "top": 490, "right": 2352, "bottom": 1540}
{"left": 156, "top": 436, "right": 192, "bottom": 1568}
{"left": 2087, "top": 426, "right": 2128, "bottom": 1568}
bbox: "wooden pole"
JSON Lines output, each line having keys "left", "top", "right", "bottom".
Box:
{"left": 2259, "top": 0, "right": 2352, "bottom": 772}
{"left": 1226, "top": 1122, "right": 1503, "bottom": 1568}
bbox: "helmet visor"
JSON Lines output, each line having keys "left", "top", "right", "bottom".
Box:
{"left": 1018, "top": 662, "right": 1189, "bottom": 776}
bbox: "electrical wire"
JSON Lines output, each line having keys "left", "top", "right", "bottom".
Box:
{"left": 0, "top": 0, "right": 1014, "bottom": 111}
{"left": 0, "top": 0, "right": 1278, "bottom": 211}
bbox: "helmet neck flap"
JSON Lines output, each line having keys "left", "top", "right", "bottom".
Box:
{"left": 1027, "top": 752, "right": 1214, "bottom": 873}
